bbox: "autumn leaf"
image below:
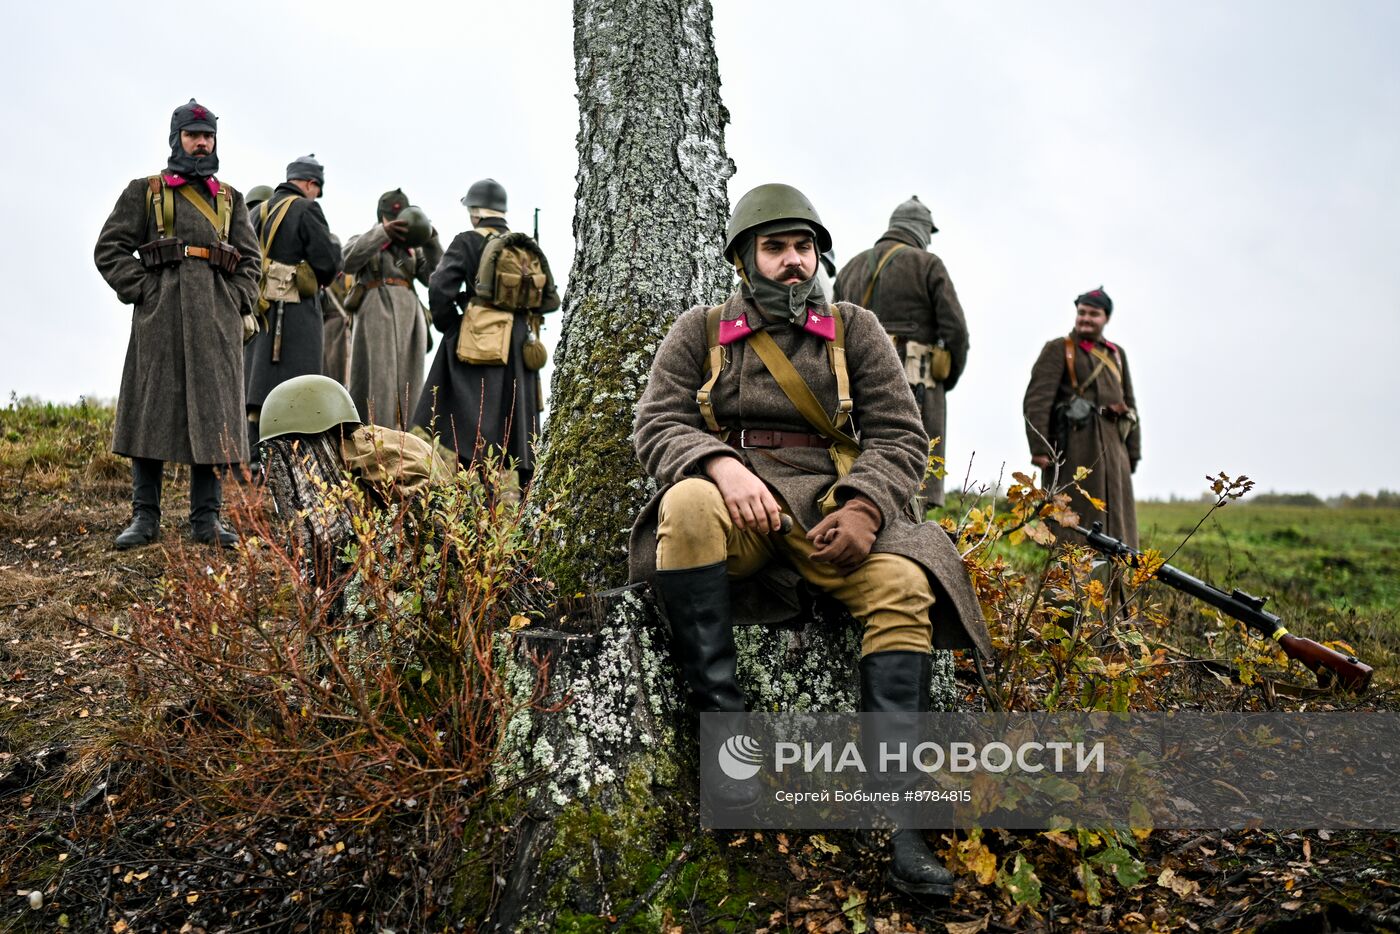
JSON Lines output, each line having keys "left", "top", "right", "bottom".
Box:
{"left": 509, "top": 614, "right": 531, "bottom": 631}
{"left": 944, "top": 915, "right": 990, "bottom": 934}
{"left": 996, "top": 854, "right": 1042, "bottom": 907}
{"left": 810, "top": 834, "right": 841, "bottom": 856}
{"left": 1156, "top": 867, "right": 1200, "bottom": 898}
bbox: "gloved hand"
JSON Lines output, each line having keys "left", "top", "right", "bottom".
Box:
{"left": 241, "top": 313, "right": 258, "bottom": 343}
{"left": 807, "top": 495, "right": 882, "bottom": 574}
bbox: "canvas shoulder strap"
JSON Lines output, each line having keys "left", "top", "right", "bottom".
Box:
{"left": 826, "top": 307, "right": 852, "bottom": 430}
{"left": 1064, "top": 337, "right": 1112, "bottom": 394}
{"left": 747, "top": 329, "right": 861, "bottom": 451}
{"left": 146, "top": 176, "right": 174, "bottom": 237}
{"left": 860, "top": 243, "right": 907, "bottom": 308}
{"left": 696, "top": 305, "right": 725, "bottom": 432}
{"left": 257, "top": 196, "right": 300, "bottom": 282}
{"left": 174, "top": 183, "right": 226, "bottom": 239}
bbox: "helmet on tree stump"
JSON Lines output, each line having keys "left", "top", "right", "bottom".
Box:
{"left": 259, "top": 375, "right": 361, "bottom": 442}
{"left": 725, "top": 183, "right": 832, "bottom": 261}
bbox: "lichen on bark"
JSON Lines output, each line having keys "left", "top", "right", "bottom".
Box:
{"left": 533, "top": 0, "right": 735, "bottom": 593}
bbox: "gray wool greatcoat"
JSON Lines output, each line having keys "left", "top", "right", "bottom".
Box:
{"left": 342, "top": 224, "right": 443, "bottom": 429}
{"left": 95, "top": 176, "right": 261, "bottom": 465}
{"left": 629, "top": 290, "right": 993, "bottom": 659}
{"left": 834, "top": 228, "right": 970, "bottom": 508}
{"left": 1023, "top": 334, "right": 1141, "bottom": 548}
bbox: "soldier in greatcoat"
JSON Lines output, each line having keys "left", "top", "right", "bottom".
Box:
{"left": 834, "top": 196, "right": 969, "bottom": 512}
{"left": 94, "top": 98, "right": 261, "bottom": 549}
{"left": 1023, "top": 287, "right": 1141, "bottom": 547}
{"left": 243, "top": 155, "right": 341, "bottom": 456}
{"left": 414, "top": 179, "right": 556, "bottom": 488}
{"left": 630, "top": 184, "right": 993, "bottom": 897}
{"left": 343, "top": 189, "right": 443, "bottom": 429}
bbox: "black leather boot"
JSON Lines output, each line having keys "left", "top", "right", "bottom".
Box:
{"left": 654, "top": 562, "right": 759, "bottom": 810}
{"left": 114, "top": 458, "right": 162, "bottom": 549}
{"left": 860, "top": 651, "right": 954, "bottom": 898}
{"left": 189, "top": 465, "right": 239, "bottom": 548}
{"left": 653, "top": 562, "right": 746, "bottom": 713}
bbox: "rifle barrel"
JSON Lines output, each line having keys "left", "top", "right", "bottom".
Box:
{"left": 1072, "top": 522, "right": 1372, "bottom": 694}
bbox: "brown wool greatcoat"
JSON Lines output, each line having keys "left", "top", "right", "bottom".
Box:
{"left": 833, "top": 228, "right": 970, "bottom": 507}
{"left": 629, "top": 290, "right": 993, "bottom": 659}
{"left": 1023, "top": 334, "right": 1141, "bottom": 547}
{"left": 95, "top": 177, "right": 261, "bottom": 465}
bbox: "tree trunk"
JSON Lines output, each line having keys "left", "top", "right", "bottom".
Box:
{"left": 532, "top": 0, "right": 735, "bottom": 594}
{"left": 491, "top": 3, "right": 963, "bottom": 927}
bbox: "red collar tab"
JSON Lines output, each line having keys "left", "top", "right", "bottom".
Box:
{"left": 1078, "top": 338, "right": 1118, "bottom": 355}
{"left": 801, "top": 307, "right": 836, "bottom": 341}
{"left": 161, "top": 173, "right": 220, "bottom": 197}
{"left": 718, "top": 316, "right": 751, "bottom": 346}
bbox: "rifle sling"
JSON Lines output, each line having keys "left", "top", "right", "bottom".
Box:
{"left": 860, "top": 243, "right": 907, "bottom": 308}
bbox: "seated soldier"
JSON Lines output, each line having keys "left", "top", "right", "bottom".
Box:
{"left": 630, "top": 184, "right": 993, "bottom": 898}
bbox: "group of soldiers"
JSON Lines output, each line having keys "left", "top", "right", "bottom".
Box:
{"left": 94, "top": 99, "right": 554, "bottom": 549}
{"left": 95, "top": 98, "right": 1143, "bottom": 897}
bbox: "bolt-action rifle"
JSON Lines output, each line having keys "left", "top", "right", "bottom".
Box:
{"left": 1072, "top": 521, "right": 1373, "bottom": 694}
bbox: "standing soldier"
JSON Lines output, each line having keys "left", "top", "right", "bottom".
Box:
{"left": 630, "top": 184, "right": 992, "bottom": 897}
{"left": 243, "top": 155, "right": 341, "bottom": 457}
{"left": 834, "top": 196, "right": 969, "bottom": 513}
{"left": 342, "top": 190, "right": 444, "bottom": 428}
{"left": 414, "top": 178, "right": 559, "bottom": 491}
{"left": 94, "top": 98, "right": 261, "bottom": 548}
{"left": 1023, "top": 287, "right": 1141, "bottom": 547}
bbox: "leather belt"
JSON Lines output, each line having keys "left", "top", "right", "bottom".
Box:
{"left": 183, "top": 245, "right": 211, "bottom": 259}
{"left": 362, "top": 277, "right": 411, "bottom": 289}
{"left": 726, "top": 428, "right": 829, "bottom": 450}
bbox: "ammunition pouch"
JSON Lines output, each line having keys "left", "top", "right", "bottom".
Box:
{"left": 901, "top": 338, "right": 952, "bottom": 389}
{"left": 455, "top": 300, "right": 513, "bottom": 366}
{"left": 207, "top": 241, "right": 242, "bottom": 276}
{"left": 138, "top": 237, "right": 184, "bottom": 270}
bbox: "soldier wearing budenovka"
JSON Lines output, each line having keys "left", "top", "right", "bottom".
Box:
{"left": 94, "top": 98, "right": 261, "bottom": 549}
{"left": 834, "top": 195, "right": 969, "bottom": 512}
{"left": 1023, "top": 287, "right": 1141, "bottom": 547}
{"left": 414, "top": 178, "right": 559, "bottom": 488}
{"left": 244, "top": 154, "right": 341, "bottom": 457}
{"left": 342, "top": 189, "right": 444, "bottom": 429}
{"left": 631, "top": 184, "right": 992, "bottom": 897}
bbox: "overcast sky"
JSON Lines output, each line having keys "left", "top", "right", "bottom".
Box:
{"left": 4, "top": 1, "right": 1397, "bottom": 499}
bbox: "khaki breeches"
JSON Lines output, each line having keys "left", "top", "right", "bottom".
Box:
{"left": 656, "top": 477, "right": 933, "bottom": 656}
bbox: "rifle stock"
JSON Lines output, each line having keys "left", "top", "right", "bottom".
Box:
{"left": 1072, "top": 522, "right": 1373, "bottom": 694}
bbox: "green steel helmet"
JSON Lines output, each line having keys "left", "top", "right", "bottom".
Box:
{"left": 259, "top": 375, "right": 361, "bottom": 442}
{"left": 245, "top": 185, "right": 274, "bottom": 209}
{"left": 724, "top": 183, "right": 832, "bottom": 261}
{"left": 397, "top": 205, "right": 433, "bottom": 247}
{"left": 461, "top": 177, "right": 507, "bottom": 212}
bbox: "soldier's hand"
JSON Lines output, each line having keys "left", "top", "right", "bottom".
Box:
{"left": 241, "top": 313, "right": 258, "bottom": 343}
{"left": 705, "top": 455, "right": 782, "bottom": 533}
{"left": 384, "top": 219, "right": 410, "bottom": 241}
{"left": 807, "top": 496, "right": 882, "bottom": 575}
{"left": 1031, "top": 454, "right": 1051, "bottom": 470}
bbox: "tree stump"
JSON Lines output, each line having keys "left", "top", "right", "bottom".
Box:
{"left": 491, "top": 586, "right": 956, "bottom": 930}
{"left": 260, "top": 433, "right": 355, "bottom": 576}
